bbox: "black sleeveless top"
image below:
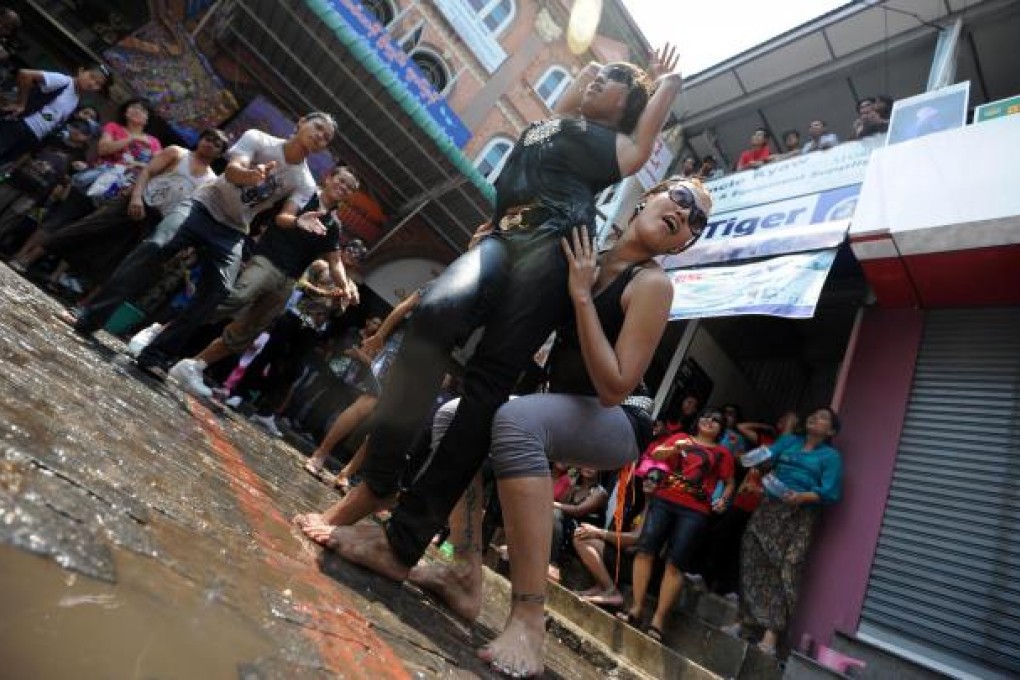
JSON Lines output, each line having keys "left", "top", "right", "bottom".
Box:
{"left": 493, "top": 118, "right": 621, "bottom": 229}
{"left": 549, "top": 263, "right": 639, "bottom": 395}
{"left": 548, "top": 263, "right": 653, "bottom": 450}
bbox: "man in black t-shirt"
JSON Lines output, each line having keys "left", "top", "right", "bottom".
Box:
{"left": 168, "top": 165, "right": 360, "bottom": 398}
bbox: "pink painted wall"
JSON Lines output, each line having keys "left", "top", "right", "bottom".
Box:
{"left": 791, "top": 307, "right": 925, "bottom": 646}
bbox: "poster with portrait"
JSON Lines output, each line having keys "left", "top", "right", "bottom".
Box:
{"left": 886, "top": 81, "right": 970, "bottom": 147}
{"left": 104, "top": 22, "right": 237, "bottom": 146}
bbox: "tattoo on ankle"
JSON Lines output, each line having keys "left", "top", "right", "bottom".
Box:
{"left": 511, "top": 592, "right": 546, "bottom": 604}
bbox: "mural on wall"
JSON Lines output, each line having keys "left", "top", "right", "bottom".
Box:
{"left": 104, "top": 21, "right": 238, "bottom": 145}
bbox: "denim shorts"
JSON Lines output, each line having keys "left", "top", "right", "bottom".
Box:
{"left": 635, "top": 497, "right": 708, "bottom": 569}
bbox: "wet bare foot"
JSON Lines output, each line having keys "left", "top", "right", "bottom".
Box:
{"left": 324, "top": 523, "right": 410, "bottom": 582}
{"left": 408, "top": 560, "right": 483, "bottom": 621}
{"left": 478, "top": 613, "right": 546, "bottom": 677}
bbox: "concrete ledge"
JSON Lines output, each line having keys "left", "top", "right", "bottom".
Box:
{"left": 784, "top": 652, "right": 852, "bottom": 680}
{"left": 831, "top": 632, "right": 955, "bottom": 680}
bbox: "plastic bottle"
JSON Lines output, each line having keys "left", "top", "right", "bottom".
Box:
{"left": 741, "top": 445, "right": 773, "bottom": 468}
{"left": 762, "top": 472, "right": 789, "bottom": 497}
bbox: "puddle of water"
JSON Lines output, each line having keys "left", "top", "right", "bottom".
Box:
{"left": 0, "top": 544, "right": 275, "bottom": 678}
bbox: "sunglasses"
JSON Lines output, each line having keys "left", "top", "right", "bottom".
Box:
{"left": 699, "top": 414, "right": 724, "bottom": 426}
{"left": 599, "top": 65, "right": 635, "bottom": 86}
{"left": 667, "top": 186, "right": 709, "bottom": 237}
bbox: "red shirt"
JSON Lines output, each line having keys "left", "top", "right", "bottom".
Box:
{"left": 652, "top": 433, "right": 734, "bottom": 514}
{"left": 99, "top": 122, "right": 162, "bottom": 168}
{"left": 736, "top": 145, "right": 770, "bottom": 170}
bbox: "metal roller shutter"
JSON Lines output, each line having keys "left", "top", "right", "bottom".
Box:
{"left": 859, "top": 308, "right": 1020, "bottom": 679}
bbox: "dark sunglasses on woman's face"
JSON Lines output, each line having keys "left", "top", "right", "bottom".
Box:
{"left": 600, "top": 65, "right": 634, "bottom": 86}
{"left": 667, "top": 186, "right": 709, "bottom": 236}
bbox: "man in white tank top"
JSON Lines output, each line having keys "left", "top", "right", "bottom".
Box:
{"left": 17, "top": 129, "right": 229, "bottom": 281}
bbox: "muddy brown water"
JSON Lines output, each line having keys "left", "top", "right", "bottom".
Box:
{"left": 0, "top": 265, "right": 631, "bottom": 679}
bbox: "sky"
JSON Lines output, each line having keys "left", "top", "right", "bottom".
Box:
{"left": 620, "top": 0, "right": 851, "bottom": 75}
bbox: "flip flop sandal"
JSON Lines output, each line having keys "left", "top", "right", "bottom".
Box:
{"left": 615, "top": 611, "right": 641, "bottom": 629}
{"left": 647, "top": 626, "right": 664, "bottom": 643}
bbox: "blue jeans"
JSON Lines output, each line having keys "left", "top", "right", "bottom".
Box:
{"left": 635, "top": 497, "right": 709, "bottom": 569}
{"left": 77, "top": 201, "right": 244, "bottom": 365}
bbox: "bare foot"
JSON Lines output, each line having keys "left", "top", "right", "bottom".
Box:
{"left": 55, "top": 308, "right": 78, "bottom": 326}
{"left": 575, "top": 585, "right": 602, "bottom": 598}
{"left": 478, "top": 613, "right": 546, "bottom": 677}
{"left": 334, "top": 474, "right": 351, "bottom": 496}
{"left": 581, "top": 588, "right": 624, "bottom": 608}
{"left": 408, "top": 559, "right": 483, "bottom": 621}
{"left": 324, "top": 523, "right": 410, "bottom": 582}
{"left": 322, "top": 483, "right": 393, "bottom": 526}
{"left": 301, "top": 518, "right": 338, "bottom": 546}
{"left": 293, "top": 512, "right": 324, "bottom": 531}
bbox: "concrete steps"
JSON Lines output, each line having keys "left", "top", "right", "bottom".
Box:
{"left": 477, "top": 552, "right": 783, "bottom": 680}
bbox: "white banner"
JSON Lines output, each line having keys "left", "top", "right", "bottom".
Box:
{"left": 703, "top": 138, "right": 881, "bottom": 214}
{"left": 635, "top": 136, "right": 673, "bottom": 190}
{"left": 668, "top": 249, "right": 838, "bottom": 320}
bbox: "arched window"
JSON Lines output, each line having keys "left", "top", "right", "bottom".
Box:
{"left": 535, "top": 65, "right": 571, "bottom": 109}
{"left": 474, "top": 136, "right": 513, "bottom": 181}
{"left": 467, "top": 0, "right": 515, "bottom": 36}
{"left": 411, "top": 49, "right": 451, "bottom": 93}
{"left": 362, "top": 0, "right": 397, "bottom": 25}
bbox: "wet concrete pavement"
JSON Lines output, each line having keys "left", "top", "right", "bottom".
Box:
{"left": 0, "top": 264, "right": 630, "bottom": 679}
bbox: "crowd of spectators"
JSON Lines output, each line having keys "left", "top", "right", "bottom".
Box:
{"left": 528, "top": 392, "right": 844, "bottom": 657}
{"left": 0, "top": 21, "right": 385, "bottom": 461}
{"left": 676, "top": 93, "right": 894, "bottom": 181}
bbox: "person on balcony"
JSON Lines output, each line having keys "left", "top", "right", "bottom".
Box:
{"left": 736, "top": 127, "right": 771, "bottom": 170}
{"left": 802, "top": 119, "right": 839, "bottom": 153}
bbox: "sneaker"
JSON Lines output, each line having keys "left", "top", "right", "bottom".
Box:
{"left": 250, "top": 413, "right": 283, "bottom": 438}
{"left": 168, "top": 358, "right": 212, "bottom": 398}
{"left": 224, "top": 395, "right": 243, "bottom": 409}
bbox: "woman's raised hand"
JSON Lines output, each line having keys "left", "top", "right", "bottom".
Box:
{"left": 561, "top": 226, "right": 599, "bottom": 303}
{"left": 648, "top": 43, "right": 681, "bottom": 82}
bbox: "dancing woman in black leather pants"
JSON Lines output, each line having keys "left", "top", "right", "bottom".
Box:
{"left": 296, "top": 45, "right": 687, "bottom": 583}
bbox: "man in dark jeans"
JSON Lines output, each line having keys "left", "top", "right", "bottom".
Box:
{"left": 59, "top": 113, "right": 334, "bottom": 373}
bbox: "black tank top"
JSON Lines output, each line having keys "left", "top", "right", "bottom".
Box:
{"left": 548, "top": 263, "right": 642, "bottom": 396}
{"left": 493, "top": 118, "right": 621, "bottom": 230}
{"left": 548, "top": 263, "right": 653, "bottom": 450}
